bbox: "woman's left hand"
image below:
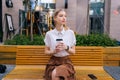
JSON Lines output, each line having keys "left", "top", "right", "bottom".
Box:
{"left": 55, "top": 42, "right": 67, "bottom": 52}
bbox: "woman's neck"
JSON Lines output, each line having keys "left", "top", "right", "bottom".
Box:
{"left": 55, "top": 24, "right": 63, "bottom": 31}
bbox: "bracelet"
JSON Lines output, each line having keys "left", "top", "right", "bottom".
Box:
{"left": 65, "top": 45, "right": 69, "bottom": 51}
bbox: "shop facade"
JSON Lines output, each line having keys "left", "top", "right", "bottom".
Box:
{"left": 0, "top": 0, "right": 120, "bottom": 42}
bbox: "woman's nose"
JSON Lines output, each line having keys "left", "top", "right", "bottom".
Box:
{"left": 63, "top": 17, "right": 66, "bottom": 20}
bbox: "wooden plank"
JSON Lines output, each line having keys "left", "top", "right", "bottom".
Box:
{"left": 103, "top": 47, "right": 120, "bottom": 66}
{"left": 0, "top": 52, "right": 16, "bottom": 64}
{"left": 104, "top": 61, "right": 120, "bottom": 66}
{"left": 0, "top": 60, "right": 15, "bottom": 64}
{"left": 3, "top": 65, "right": 114, "bottom": 80}
{"left": 0, "top": 45, "right": 17, "bottom": 52}
{"left": 0, "top": 45, "right": 16, "bottom": 64}
{"left": 0, "top": 52, "right": 16, "bottom": 58}
{"left": 103, "top": 53, "right": 120, "bottom": 60}
{"left": 104, "top": 47, "right": 120, "bottom": 54}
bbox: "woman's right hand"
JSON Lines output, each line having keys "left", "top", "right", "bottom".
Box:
{"left": 55, "top": 42, "right": 67, "bottom": 53}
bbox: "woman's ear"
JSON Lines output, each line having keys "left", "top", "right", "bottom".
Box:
{"left": 53, "top": 17, "right": 56, "bottom": 21}
{"left": 53, "top": 17, "right": 57, "bottom": 23}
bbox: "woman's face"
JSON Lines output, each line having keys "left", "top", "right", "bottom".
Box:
{"left": 54, "top": 11, "right": 67, "bottom": 25}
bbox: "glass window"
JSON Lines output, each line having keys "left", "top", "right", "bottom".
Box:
{"left": 41, "top": 0, "right": 56, "bottom": 3}
{"left": 21, "top": 0, "right": 56, "bottom": 35}
{"left": 30, "top": 0, "right": 56, "bottom": 10}
{"left": 89, "top": 0, "right": 104, "bottom": 34}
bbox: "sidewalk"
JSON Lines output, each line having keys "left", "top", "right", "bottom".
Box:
{"left": 0, "top": 42, "right": 4, "bottom": 45}
{"left": 104, "top": 66, "right": 120, "bottom": 80}
{"left": 0, "top": 65, "right": 15, "bottom": 80}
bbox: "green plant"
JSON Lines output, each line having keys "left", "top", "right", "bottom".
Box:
{"left": 29, "top": 35, "right": 45, "bottom": 45}
{"left": 4, "top": 34, "right": 45, "bottom": 45}
{"left": 76, "top": 34, "right": 118, "bottom": 46}
{"left": 4, "top": 34, "right": 118, "bottom": 46}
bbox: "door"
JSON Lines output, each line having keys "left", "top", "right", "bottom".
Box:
{"left": 89, "top": 0, "right": 105, "bottom": 34}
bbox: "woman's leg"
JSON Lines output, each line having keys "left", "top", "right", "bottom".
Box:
{"left": 52, "top": 65, "right": 68, "bottom": 80}
{"left": 52, "top": 68, "right": 59, "bottom": 80}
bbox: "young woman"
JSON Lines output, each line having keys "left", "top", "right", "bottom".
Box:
{"left": 44, "top": 9, "right": 76, "bottom": 80}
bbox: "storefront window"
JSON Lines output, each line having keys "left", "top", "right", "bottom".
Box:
{"left": 89, "top": 0, "right": 104, "bottom": 34}
{"left": 20, "top": 0, "right": 56, "bottom": 36}
{"left": 30, "top": 0, "right": 56, "bottom": 11}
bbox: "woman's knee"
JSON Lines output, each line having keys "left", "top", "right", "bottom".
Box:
{"left": 52, "top": 68, "right": 57, "bottom": 76}
{"left": 52, "top": 68, "right": 59, "bottom": 80}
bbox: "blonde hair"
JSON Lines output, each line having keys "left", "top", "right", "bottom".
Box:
{"left": 53, "top": 9, "right": 68, "bottom": 30}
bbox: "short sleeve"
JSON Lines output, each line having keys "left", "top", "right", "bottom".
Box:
{"left": 72, "top": 31, "right": 76, "bottom": 46}
{"left": 44, "top": 32, "right": 50, "bottom": 47}
{"left": 68, "top": 30, "right": 76, "bottom": 47}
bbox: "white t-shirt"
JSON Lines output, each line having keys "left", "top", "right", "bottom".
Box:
{"left": 44, "top": 28, "right": 76, "bottom": 57}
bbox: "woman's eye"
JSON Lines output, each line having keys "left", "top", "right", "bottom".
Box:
{"left": 59, "top": 15, "right": 63, "bottom": 17}
{"left": 59, "top": 15, "right": 66, "bottom": 18}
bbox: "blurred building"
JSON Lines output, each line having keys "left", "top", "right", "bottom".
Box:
{"left": 0, "top": 0, "right": 120, "bottom": 42}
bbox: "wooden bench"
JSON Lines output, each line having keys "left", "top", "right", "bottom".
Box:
{"left": 2, "top": 46, "right": 114, "bottom": 80}
{"left": 0, "top": 45, "right": 17, "bottom": 64}
{"left": 103, "top": 47, "right": 120, "bottom": 66}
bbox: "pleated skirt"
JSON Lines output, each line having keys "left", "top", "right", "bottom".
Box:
{"left": 44, "top": 56, "right": 76, "bottom": 80}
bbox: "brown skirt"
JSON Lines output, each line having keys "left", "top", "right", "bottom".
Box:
{"left": 44, "top": 56, "right": 76, "bottom": 80}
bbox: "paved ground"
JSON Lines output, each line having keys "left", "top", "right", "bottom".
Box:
{"left": 104, "top": 66, "right": 120, "bottom": 80}
{"left": 0, "top": 65, "right": 15, "bottom": 80}
{"left": 0, "top": 65, "right": 120, "bottom": 80}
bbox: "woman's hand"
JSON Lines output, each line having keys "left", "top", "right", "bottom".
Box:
{"left": 55, "top": 42, "right": 67, "bottom": 52}
{"left": 55, "top": 42, "right": 76, "bottom": 55}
